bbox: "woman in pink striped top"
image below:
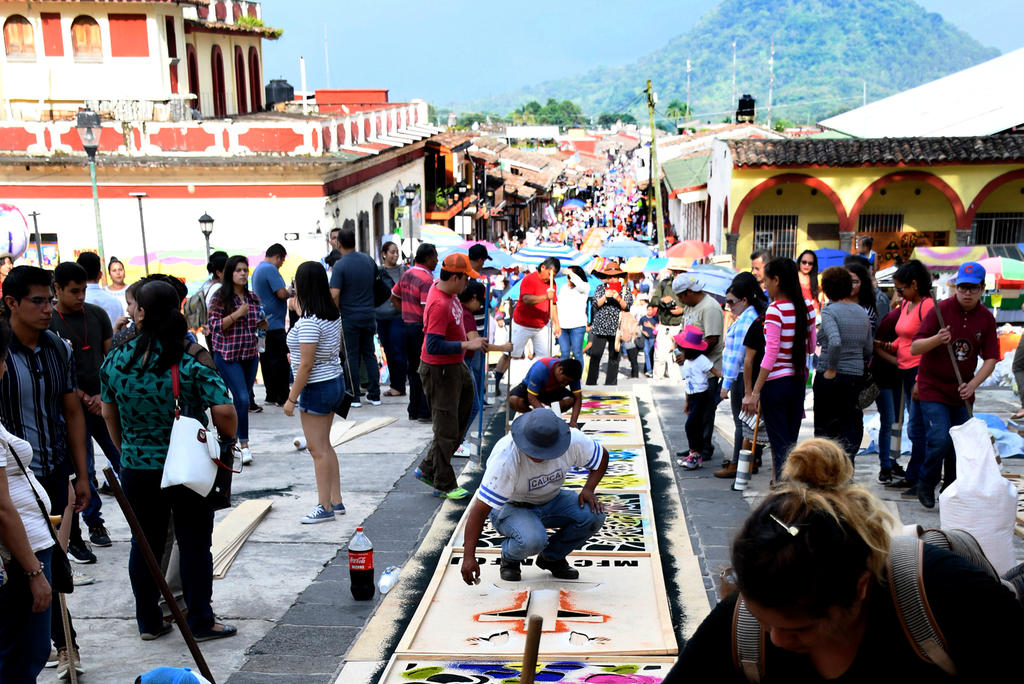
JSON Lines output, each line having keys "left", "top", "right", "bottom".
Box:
{"left": 741, "top": 257, "right": 816, "bottom": 480}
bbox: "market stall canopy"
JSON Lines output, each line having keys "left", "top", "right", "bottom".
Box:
{"left": 910, "top": 245, "right": 988, "bottom": 271}
{"left": 512, "top": 243, "right": 594, "bottom": 268}
{"left": 597, "top": 238, "right": 656, "bottom": 259}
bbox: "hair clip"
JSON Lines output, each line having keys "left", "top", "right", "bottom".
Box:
{"left": 770, "top": 514, "right": 799, "bottom": 537}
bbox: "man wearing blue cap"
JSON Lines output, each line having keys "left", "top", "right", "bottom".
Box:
{"left": 910, "top": 261, "right": 998, "bottom": 508}
{"left": 460, "top": 408, "right": 609, "bottom": 583}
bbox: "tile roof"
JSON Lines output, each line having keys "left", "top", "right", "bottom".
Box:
{"left": 727, "top": 136, "right": 1024, "bottom": 168}
{"left": 662, "top": 152, "right": 711, "bottom": 193}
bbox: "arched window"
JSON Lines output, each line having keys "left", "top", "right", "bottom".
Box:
{"left": 70, "top": 16, "right": 102, "bottom": 60}
{"left": 210, "top": 45, "right": 226, "bottom": 117}
{"left": 186, "top": 44, "right": 200, "bottom": 114}
{"left": 4, "top": 15, "right": 36, "bottom": 58}
{"left": 248, "top": 47, "right": 262, "bottom": 111}
{"left": 233, "top": 46, "right": 247, "bottom": 114}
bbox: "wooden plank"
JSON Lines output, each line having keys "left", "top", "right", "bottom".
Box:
{"left": 329, "top": 419, "right": 359, "bottom": 447}
{"left": 395, "top": 545, "right": 457, "bottom": 653}
{"left": 336, "top": 416, "right": 398, "bottom": 445}
{"left": 401, "top": 551, "right": 676, "bottom": 656}
{"left": 378, "top": 654, "right": 677, "bottom": 683}
{"left": 210, "top": 499, "right": 272, "bottom": 579}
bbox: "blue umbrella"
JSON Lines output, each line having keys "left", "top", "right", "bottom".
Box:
{"left": 501, "top": 273, "right": 602, "bottom": 301}
{"left": 815, "top": 248, "right": 849, "bottom": 270}
{"left": 513, "top": 243, "right": 593, "bottom": 269}
{"left": 688, "top": 264, "right": 737, "bottom": 298}
{"left": 562, "top": 198, "right": 585, "bottom": 209}
{"left": 596, "top": 238, "right": 655, "bottom": 259}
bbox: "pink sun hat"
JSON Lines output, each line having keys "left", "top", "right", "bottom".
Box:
{"left": 674, "top": 324, "right": 708, "bottom": 351}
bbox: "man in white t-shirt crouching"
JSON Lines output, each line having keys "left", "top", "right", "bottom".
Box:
{"left": 460, "top": 408, "right": 608, "bottom": 583}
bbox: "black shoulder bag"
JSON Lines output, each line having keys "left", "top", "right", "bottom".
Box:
{"left": 9, "top": 446, "right": 74, "bottom": 593}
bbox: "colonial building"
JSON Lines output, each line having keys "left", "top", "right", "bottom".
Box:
{"left": 710, "top": 137, "right": 1024, "bottom": 269}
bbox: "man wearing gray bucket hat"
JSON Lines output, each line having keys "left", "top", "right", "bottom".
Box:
{"left": 460, "top": 409, "right": 609, "bottom": 584}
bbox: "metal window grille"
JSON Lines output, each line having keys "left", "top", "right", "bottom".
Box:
{"left": 678, "top": 200, "right": 706, "bottom": 242}
{"left": 753, "top": 215, "right": 798, "bottom": 259}
{"left": 858, "top": 214, "right": 904, "bottom": 232}
{"left": 972, "top": 213, "right": 1024, "bottom": 245}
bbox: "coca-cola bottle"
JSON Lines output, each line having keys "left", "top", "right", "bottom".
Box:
{"left": 348, "top": 527, "right": 375, "bottom": 600}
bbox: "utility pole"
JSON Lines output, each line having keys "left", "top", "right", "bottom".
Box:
{"left": 731, "top": 39, "right": 737, "bottom": 122}
{"left": 644, "top": 80, "right": 665, "bottom": 252}
{"left": 28, "top": 211, "right": 42, "bottom": 265}
{"left": 685, "top": 59, "right": 691, "bottom": 123}
{"left": 767, "top": 41, "right": 775, "bottom": 130}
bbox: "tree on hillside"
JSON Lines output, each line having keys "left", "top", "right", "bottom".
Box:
{"left": 665, "top": 99, "right": 690, "bottom": 126}
{"left": 598, "top": 112, "right": 638, "bottom": 126}
{"left": 511, "top": 99, "right": 585, "bottom": 128}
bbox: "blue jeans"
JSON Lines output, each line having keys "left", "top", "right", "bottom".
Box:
{"left": 463, "top": 358, "right": 483, "bottom": 443}
{"left": 344, "top": 318, "right": 380, "bottom": 402}
{"left": 82, "top": 409, "right": 119, "bottom": 527}
{"left": 489, "top": 489, "right": 606, "bottom": 562}
{"left": 643, "top": 336, "right": 656, "bottom": 373}
{"left": 214, "top": 353, "right": 258, "bottom": 442}
{"left": 121, "top": 467, "right": 216, "bottom": 634}
{"left": 893, "top": 367, "right": 927, "bottom": 482}
{"left": 919, "top": 401, "right": 970, "bottom": 490}
{"left": 376, "top": 315, "right": 407, "bottom": 392}
{"left": 0, "top": 546, "right": 53, "bottom": 681}
{"left": 761, "top": 374, "right": 805, "bottom": 479}
{"left": 558, "top": 326, "right": 586, "bottom": 362}
{"left": 875, "top": 387, "right": 896, "bottom": 470}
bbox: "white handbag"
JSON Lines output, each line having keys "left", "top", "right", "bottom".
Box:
{"left": 160, "top": 363, "right": 219, "bottom": 496}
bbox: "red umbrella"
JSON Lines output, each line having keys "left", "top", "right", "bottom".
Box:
{"left": 665, "top": 240, "right": 714, "bottom": 261}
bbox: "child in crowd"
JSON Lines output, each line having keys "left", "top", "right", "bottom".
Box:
{"left": 675, "top": 325, "right": 721, "bottom": 470}
{"left": 640, "top": 303, "right": 659, "bottom": 377}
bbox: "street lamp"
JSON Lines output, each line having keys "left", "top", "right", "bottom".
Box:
{"left": 199, "top": 212, "right": 214, "bottom": 259}
{"left": 129, "top": 192, "right": 150, "bottom": 275}
{"left": 403, "top": 184, "right": 418, "bottom": 241}
{"left": 76, "top": 106, "right": 106, "bottom": 278}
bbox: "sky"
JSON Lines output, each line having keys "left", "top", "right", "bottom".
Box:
{"left": 258, "top": 0, "right": 1024, "bottom": 108}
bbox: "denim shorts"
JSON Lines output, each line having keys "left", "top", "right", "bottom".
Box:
{"left": 298, "top": 375, "right": 344, "bottom": 416}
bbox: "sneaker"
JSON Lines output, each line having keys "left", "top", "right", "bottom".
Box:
{"left": 918, "top": 485, "right": 936, "bottom": 509}
{"left": 72, "top": 570, "right": 95, "bottom": 586}
{"left": 140, "top": 622, "right": 173, "bottom": 641}
{"left": 413, "top": 467, "right": 434, "bottom": 488}
{"left": 499, "top": 557, "right": 521, "bottom": 581}
{"left": 877, "top": 468, "right": 893, "bottom": 484}
{"left": 900, "top": 483, "right": 920, "bottom": 498}
{"left": 89, "top": 523, "right": 112, "bottom": 547}
{"left": 454, "top": 442, "right": 474, "bottom": 458}
{"left": 331, "top": 501, "right": 346, "bottom": 515}
{"left": 67, "top": 539, "right": 97, "bottom": 564}
{"left": 681, "top": 453, "right": 702, "bottom": 470}
{"left": 536, "top": 554, "right": 580, "bottom": 580}
{"left": 45, "top": 648, "right": 58, "bottom": 668}
{"left": 713, "top": 461, "right": 738, "bottom": 478}
{"left": 56, "top": 647, "right": 84, "bottom": 679}
{"left": 367, "top": 398, "right": 382, "bottom": 406}
{"left": 300, "top": 504, "right": 336, "bottom": 524}
{"left": 248, "top": 402, "right": 263, "bottom": 413}
{"left": 416, "top": 416, "right": 432, "bottom": 424}
{"left": 240, "top": 447, "right": 253, "bottom": 465}
{"left": 886, "top": 477, "right": 914, "bottom": 489}
{"left": 891, "top": 462, "right": 906, "bottom": 478}
{"left": 434, "top": 487, "right": 470, "bottom": 500}
{"left": 350, "top": 401, "right": 362, "bottom": 408}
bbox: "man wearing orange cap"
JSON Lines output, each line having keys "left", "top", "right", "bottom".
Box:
{"left": 414, "top": 253, "right": 488, "bottom": 500}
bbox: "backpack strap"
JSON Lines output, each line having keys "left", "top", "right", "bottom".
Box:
{"left": 887, "top": 536, "right": 957, "bottom": 675}
{"left": 732, "top": 596, "right": 764, "bottom": 683}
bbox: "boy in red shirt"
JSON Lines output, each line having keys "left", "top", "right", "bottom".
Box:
{"left": 910, "top": 261, "right": 997, "bottom": 508}
{"left": 414, "top": 253, "right": 487, "bottom": 499}
{"left": 493, "top": 257, "right": 561, "bottom": 389}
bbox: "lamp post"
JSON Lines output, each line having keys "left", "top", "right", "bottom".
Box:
{"left": 76, "top": 106, "right": 105, "bottom": 276}
{"left": 129, "top": 192, "right": 150, "bottom": 275}
{"left": 403, "top": 184, "right": 418, "bottom": 242}
{"left": 199, "top": 212, "right": 214, "bottom": 260}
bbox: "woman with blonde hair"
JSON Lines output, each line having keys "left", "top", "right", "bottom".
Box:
{"left": 666, "top": 438, "right": 1023, "bottom": 681}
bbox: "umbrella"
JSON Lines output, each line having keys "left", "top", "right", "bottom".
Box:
{"left": 420, "top": 224, "right": 463, "bottom": 246}
{"left": 512, "top": 243, "right": 594, "bottom": 269}
{"left": 815, "top": 248, "right": 850, "bottom": 270}
{"left": 911, "top": 245, "right": 988, "bottom": 271}
{"left": 622, "top": 256, "right": 670, "bottom": 273}
{"left": 688, "top": 264, "right": 738, "bottom": 297}
{"left": 561, "top": 198, "right": 585, "bottom": 210}
{"left": 977, "top": 257, "right": 1024, "bottom": 285}
{"left": 665, "top": 240, "right": 714, "bottom": 261}
{"left": 596, "top": 238, "right": 655, "bottom": 259}
{"left": 501, "top": 273, "right": 602, "bottom": 301}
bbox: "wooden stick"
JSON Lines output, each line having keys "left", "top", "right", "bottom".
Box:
{"left": 520, "top": 614, "right": 543, "bottom": 684}
{"left": 57, "top": 483, "right": 77, "bottom": 684}
{"left": 102, "top": 467, "right": 215, "bottom": 683}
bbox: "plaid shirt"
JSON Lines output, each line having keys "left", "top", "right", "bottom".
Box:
{"left": 392, "top": 265, "right": 434, "bottom": 324}
{"left": 722, "top": 306, "right": 758, "bottom": 391}
{"left": 208, "top": 291, "right": 262, "bottom": 361}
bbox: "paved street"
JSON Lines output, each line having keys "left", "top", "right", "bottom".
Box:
{"left": 63, "top": 368, "right": 1024, "bottom": 683}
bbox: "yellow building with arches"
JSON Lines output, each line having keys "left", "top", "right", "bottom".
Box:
{"left": 708, "top": 137, "right": 1024, "bottom": 269}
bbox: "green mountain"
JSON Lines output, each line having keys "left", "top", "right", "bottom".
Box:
{"left": 455, "top": 0, "right": 999, "bottom": 124}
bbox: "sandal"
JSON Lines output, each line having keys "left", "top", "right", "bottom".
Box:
{"left": 383, "top": 389, "right": 405, "bottom": 397}
{"left": 1011, "top": 409, "right": 1024, "bottom": 420}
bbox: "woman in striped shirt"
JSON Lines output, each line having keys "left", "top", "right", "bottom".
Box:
{"left": 742, "top": 257, "right": 817, "bottom": 480}
{"left": 284, "top": 262, "right": 346, "bottom": 524}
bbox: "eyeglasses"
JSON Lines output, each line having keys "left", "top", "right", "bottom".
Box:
{"left": 956, "top": 283, "right": 983, "bottom": 293}
{"left": 23, "top": 296, "right": 57, "bottom": 307}
{"left": 799, "top": 260, "right": 814, "bottom": 266}
{"left": 894, "top": 286, "right": 904, "bottom": 293}
{"left": 725, "top": 299, "right": 740, "bottom": 306}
